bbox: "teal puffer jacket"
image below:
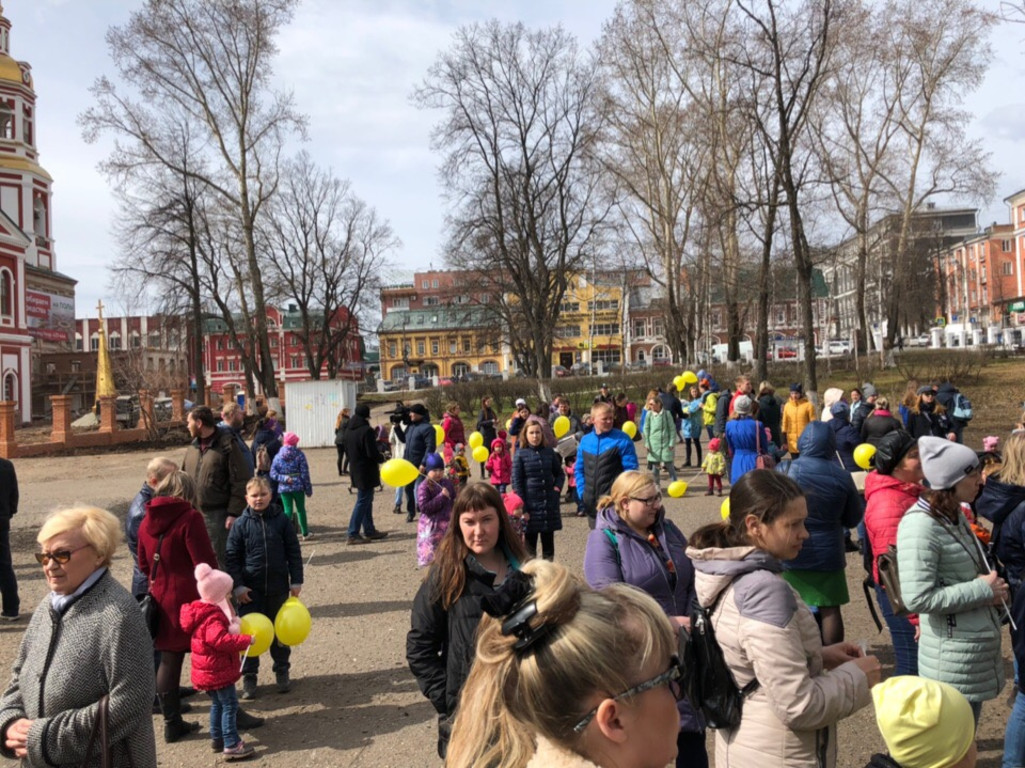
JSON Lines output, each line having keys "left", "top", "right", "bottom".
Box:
{"left": 896, "top": 501, "right": 1004, "bottom": 702}
{"left": 643, "top": 409, "right": 676, "bottom": 464}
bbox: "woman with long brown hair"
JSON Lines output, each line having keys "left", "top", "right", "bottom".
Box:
{"left": 908, "top": 386, "right": 955, "bottom": 440}
{"left": 334, "top": 407, "right": 351, "bottom": 476}
{"left": 406, "top": 482, "right": 528, "bottom": 759}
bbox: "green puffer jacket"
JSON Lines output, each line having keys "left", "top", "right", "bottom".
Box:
{"left": 643, "top": 408, "right": 676, "bottom": 464}
{"left": 896, "top": 501, "right": 1004, "bottom": 702}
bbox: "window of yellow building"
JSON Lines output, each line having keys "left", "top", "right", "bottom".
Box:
{"left": 417, "top": 340, "right": 425, "bottom": 356}
{"left": 388, "top": 342, "right": 397, "bottom": 358}
{"left": 431, "top": 340, "right": 439, "bottom": 355}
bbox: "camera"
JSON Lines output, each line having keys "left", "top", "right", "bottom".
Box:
{"left": 390, "top": 404, "right": 411, "bottom": 425}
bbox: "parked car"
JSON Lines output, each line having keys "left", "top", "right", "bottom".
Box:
{"left": 570, "top": 362, "right": 591, "bottom": 376}
{"left": 115, "top": 395, "right": 140, "bottom": 426}
{"left": 153, "top": 397, "right": 173, "bottom": 421}
{"left": 908, "top": 334, "right": 931, "bottom": 347}
{"left": 552, "top": 365, "right": 571, "bottom": 378}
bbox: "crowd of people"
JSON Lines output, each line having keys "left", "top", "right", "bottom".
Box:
{"left": 0, "top": 373, "right": 1012, "bottom": 767}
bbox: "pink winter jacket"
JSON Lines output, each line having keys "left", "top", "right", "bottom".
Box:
{"left": 863, "top": 471, "right": 923, "bottom": 582}
{"left": 485, "top": 441, "right": 512, "bottom": 485}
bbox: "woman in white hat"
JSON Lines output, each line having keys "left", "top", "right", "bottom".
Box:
{"left": 895, "top": 436, "right": 1007, "bottom": 725}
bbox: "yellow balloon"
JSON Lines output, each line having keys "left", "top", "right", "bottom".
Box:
{"left": 720, "top": 497, "right": 731, "bottom": 521}
{"left": 673, "top": 375, "right": 687, "bottom": 392}
{"left": 468, "top": 431, "right": 484, "bottom": 449}
{"left": 682, "top": 371, "right": 699, "bottom": 385}
{"left": 239, "top": 612, "right": 274, "bottom": 656}
{"left": 274, "top": 597, "right": 312, "bottom": 647}
{"left": 434, "top": 424, "right": 445, "bottom": 445}
{"left": 622, "top": 421, "right": 637, "bottom": 439}
{"left": 667, "top": 480, "right": 687, "bottom": 498}
{"left": 506, "top": 418, "right": 513, "bottom": 431}
{"left": 854, "top": 443, "right": 877, "bottom": 471}
{"left": 472, "top": 445, "right": 490, "bottom": 463}
{"left": 380, "top": 458, "right": 420, "bottom": 487}
{"left": 553, "top": 415, "right": 570, "bottom": 439}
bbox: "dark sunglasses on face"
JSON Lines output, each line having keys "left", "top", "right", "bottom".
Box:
{"left": 573, "top": 656, "right": 684, "bottom": 733}
{"left": 35, "top": 544, "right": 90, "bottom": 566}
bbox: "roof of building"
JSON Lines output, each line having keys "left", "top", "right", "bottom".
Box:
{"left": 378, "top": 306, "right": 494, "bottom": 332}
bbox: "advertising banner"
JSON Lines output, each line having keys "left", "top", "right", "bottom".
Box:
{"left": 26, "top": 290, "right": 74, "bottom": 342}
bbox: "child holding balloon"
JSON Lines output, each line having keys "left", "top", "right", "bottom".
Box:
{"left": 180, "top": 563, "right": 256, "bottom": 759}
{"left": 417, "top": 453, "right": 456, "bottom": 567}
{"left": 225, "top": 476, "right": 304, "bottom": 700}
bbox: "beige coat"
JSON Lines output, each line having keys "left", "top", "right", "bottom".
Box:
{"left": 688, "top": 545, "right": 871, "bottom": 768}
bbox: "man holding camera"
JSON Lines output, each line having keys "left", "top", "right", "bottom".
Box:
{"left": 393, "top": 403, "right": 436, "bottom": 522}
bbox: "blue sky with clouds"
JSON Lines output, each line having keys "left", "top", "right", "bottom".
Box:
{"left": 10, "top": 0, "right": 1025, "bottom": 319}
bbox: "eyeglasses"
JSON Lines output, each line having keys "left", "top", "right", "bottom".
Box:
{"left": 35, "top": 544, "right": 90, "bottom": 566}
{"left": 630, "top": 493, "right": 662, "bottom": 507}
{"left": 572, "top": 657, "right": 683, "bottom": 733}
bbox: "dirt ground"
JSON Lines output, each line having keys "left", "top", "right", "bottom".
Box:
{"left": 0, "top": 436, "right": 1015, "bottom": 767}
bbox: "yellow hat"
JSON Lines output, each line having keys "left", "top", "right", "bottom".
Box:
{"left": 872, "top": 677, "right": 974, "bottom": 768}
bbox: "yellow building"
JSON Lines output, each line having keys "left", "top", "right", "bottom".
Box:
{"left": 552, "top": 274, "right": 625, "bottom": 370}
{"left": 378, "top": 306, "right": 504, "bottom": 381}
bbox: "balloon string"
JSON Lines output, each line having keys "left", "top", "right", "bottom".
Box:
{"left": 239, "top": 645, "right": 250, "bottom": 674}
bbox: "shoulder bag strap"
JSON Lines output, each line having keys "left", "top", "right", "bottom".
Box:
{"left": 80, "top": 694, "right": 112, "bottom": 768}
{"left": 755, "top": 420, "right": 762, "bottom": 453}
{"left": 707, "top": 575, "right": 761, "bottom": 695}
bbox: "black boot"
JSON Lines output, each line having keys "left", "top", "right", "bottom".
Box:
{"left": 159, "top": 691, "right": 199, "bottom": 743}
{"left": 236, "top": 708, "right": 265, "bottom": 730}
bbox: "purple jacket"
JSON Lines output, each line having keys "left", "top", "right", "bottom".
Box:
{"left": 583, "top": 505, "right": 702, "bottom": 733}
{"left": 269, "top": 445, "right": 313, "bottom": 496}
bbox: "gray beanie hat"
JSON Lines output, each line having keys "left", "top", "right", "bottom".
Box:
{"left": 734, "top": 395, "right": 753, "bottom": 416}
{"left": 918, "top": 436, "right": 979, "bottom": 490}
{"left": 862, "top": 383, "right": 878, "bottom": 398}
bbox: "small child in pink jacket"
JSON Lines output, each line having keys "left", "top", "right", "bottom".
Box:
{"left": 485, "top": 438, "right": 512, "bottom": 493}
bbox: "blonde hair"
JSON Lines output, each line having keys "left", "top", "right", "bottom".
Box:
{"left": 153, "top": 470, "right": 198, "bottom": 507}
{"left": 37, "top": 506, "right": 122, "bottom": 567}
{"left": 590, "top": 402, "right": 613, "bottom": 417}
{"left": 445, "top": 560, "right": 675, "bottom": 768}
{"left": 146, "top": 456, "right": 178, "bottom": 484}
{"left": 246, "top": 476, "right": 272, "bottom": 495}
{"left": 758, "top": 381, "right": 774, "bottom": 397}
{"left": 597, "top": 470, "right": 655, "bottom": 517}
{"left": 875, "top": 396, "right": 889, "bottom": 410}
{"left": 998, "top": 432, "right": 1025, "bottom": 487}
{"left": 222, "top": 402, "right": 241, "bottom": 418}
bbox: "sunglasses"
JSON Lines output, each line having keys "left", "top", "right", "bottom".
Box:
{"left": 573, "top": 656, "right": 684, "bottom": 733}
{"left": 35, "top": 544, "right": 90, "bottom": 566}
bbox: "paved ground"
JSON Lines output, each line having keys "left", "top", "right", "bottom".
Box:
{"left": 0, "top": 440, "right": 1014, "bottom": 767}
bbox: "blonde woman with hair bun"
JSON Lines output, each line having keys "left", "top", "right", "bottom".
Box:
{"left": 446, "top": 559, "right": 682, "bottom": 768}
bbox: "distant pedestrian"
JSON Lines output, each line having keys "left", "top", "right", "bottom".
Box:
{"left": 344, "top": 405, "right": 389, "bottom": 545}
{"left": 417, "top": 454, "right": 455, "bottom": 568}
{"left": 270, "top": 432, "right": 313, "bottom": 539}
{"left": 0, "top": 457, "right": 18, "bottom": 621}
{"left": 334, "top": 408, "right": 351, "bottom": 476}
{"left": 575, "top": 401, "right": 639, "bottom": 528}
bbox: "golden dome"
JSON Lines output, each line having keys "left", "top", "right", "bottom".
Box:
{"left": 0, "top": 55, "right": 23, "bottom": 86}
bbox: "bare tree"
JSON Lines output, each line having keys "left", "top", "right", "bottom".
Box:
{"left": 876, "top": 0, "right": 996, "bottom": 348}
{"left": 80, "top": 0, "right": 306, "bottom": 408}
{"left": 413, "top": 21, "right": 611, "bottom": 379}
{"left": 262, "top": 152, "right": 398, "bottom": 379}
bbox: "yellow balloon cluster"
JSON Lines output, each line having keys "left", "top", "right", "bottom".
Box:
{"left": 274, "top": 597, "right": 312, "bottom": 647}
{"left": 667, "top": 480, "right": 687, "bottom": 498}
{"left": 682, "top": 371, "right": 698, "bottom": 385}
{"left": 468, "top": 431, "right": 484, "bottom": 449}
{"left": 552, "top": 416, "right": 570, "bottom": 439}
{"left": 472, "top": 445, "right": 490, "bottom": 463}
{"left": 854, "top": 443, "right": 877, "bottom": 471}
{"left": 239, "top": 612, "right": 274, "bottom": 656}
{"left": 673, "top": 375, "right": 687, "bottom": 392}
{"left": 622, "top": 421, "right": 637, "bottom": 438}
{"left": 380, "top": 458, "right": 420, "bottom": 487}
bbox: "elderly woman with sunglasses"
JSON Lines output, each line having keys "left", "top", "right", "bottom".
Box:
{"left": 583, "top": 469, "right": 705, "bottom": 768}
{"left": 445, "top": 559, "right": 683, "bottom": 768}
{"left": 0, "top": 506, "right": 157, "bottom": 767}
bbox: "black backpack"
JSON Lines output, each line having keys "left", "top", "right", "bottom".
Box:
{"left": 679, "top": 581, "right": 759, "bottom": 729}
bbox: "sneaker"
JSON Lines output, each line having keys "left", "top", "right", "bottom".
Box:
{"left": 405, "top": 512, "right": 415, "bottom": 523}
{"left": 223, "top": 740, "right": 255, "bottom": 760}
{"left": 392, "top": 504, "right": 403, "bottom": 515}
{"left": 276, "top": 670, "right": 291, "bottom": 693}
{"left": 705, "top": 490, "right": 713, "bottom": 496}
{"left": 0, "top": 613, "right": 19, "bottom": 622}
{"left": 302, "top": 532, "right": 314, "bottom": 540}
{"left": 240, "top": 675, "right": 257, "bottom": 700}
{"left": 346, "top": 536, "right": 370, "bottom": 546}
{"left": 364, "top": 531, "right": 389, "bottom": 541}
{"left": 212, "top": 738, "right": 224, "bottom": 752}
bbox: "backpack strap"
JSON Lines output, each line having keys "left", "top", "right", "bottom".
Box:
{"left": 603, "top": 527, "right": 621, "bottom": 568}
{"left": 706, "top": 573, "right": 760, "bottom": 696}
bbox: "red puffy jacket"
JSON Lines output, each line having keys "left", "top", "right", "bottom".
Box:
{"left": 864, "top": 470, "right": 922, "bottom": 624}
{"left": 180, "top": 600, "right": 252, "bottom": 691}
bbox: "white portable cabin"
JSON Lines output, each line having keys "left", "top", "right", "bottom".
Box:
{"left": 284, "top": 380, "right": 358, "bottom": 448}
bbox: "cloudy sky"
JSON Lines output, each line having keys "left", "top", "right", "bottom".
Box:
{"left": 11, "top": 0, "right": 1025, "bottom": 320}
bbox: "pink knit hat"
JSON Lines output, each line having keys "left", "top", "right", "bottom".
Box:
{"left": 983, "top": 436, "right": 1000, "bottom": 453}
{"left": 283, "top": 431, "right": 300, "bottom": 446}
{"left": 195, "top": 563, "right": 234, "bottom": 622}
{"left": 503, "top": 491, "right": 524, "bottom": 515}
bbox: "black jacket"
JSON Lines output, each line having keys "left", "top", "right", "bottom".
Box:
{"left": 343, "top": 414, "right": 383, "bottom": 490}
{"left": 512, "top": 443, "right": 564, "bottom": 534}
{"left": 0, "top": 458, "right": 16, "bottom": 521}
{"left": 909, "top": 403, "right": 951, "bottom": 439}
{"left": 860, "top": 412, "right": 902, "bottom": 446}
{"left": 756, "top": 394, "right": 782, "bottom": 447}
{"left": 850, "top": 401, "right": 875, "bottom": 435}
{"left": 407, "top": 556, "right": 508, "bottom": 717}
{"left": 224, "top": 503, "right": 303, "bottom": 596}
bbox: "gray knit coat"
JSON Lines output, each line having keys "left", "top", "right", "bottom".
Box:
{"left": 0, "top": 570, "right": 157, "bottom": 767}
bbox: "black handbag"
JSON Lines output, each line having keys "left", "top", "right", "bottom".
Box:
{"left": 80, "top": 695, "right": 112, "bottom": 768}
{"left": 876, "top": 544, "right": 907, "bottom": 616}
{"left": 137, "top": 533, "right": 165, "bottom": 639}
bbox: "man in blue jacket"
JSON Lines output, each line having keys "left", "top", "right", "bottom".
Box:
{"left": 575, "top": 402, "right": 639, "bottom": 529}
{"left": 395, "top": 403, "right": 436, "bottom": 522}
